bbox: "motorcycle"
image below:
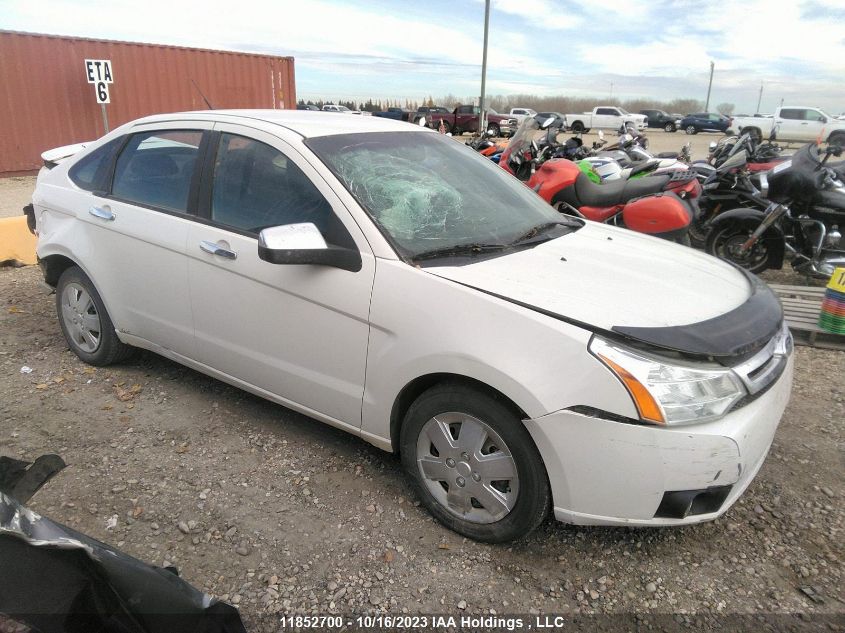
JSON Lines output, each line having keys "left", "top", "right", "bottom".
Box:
{"left": 579, "top": 129, "right": 691, "bottom": 182}
{"left": 692, "top": 131, "right": 788, "bottom": 182}
{"left": 705, "top": 143, "right": 845, "bottom": 278}
{"left": 500, "top": 117, "right": 695, "bottom": 242}
{"left": 688, "top": 143, "right": 771, "bottom": 247}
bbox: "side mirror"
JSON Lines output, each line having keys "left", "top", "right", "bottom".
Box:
{"left": 258, "top": 223, "right": 361, "bottom": 272}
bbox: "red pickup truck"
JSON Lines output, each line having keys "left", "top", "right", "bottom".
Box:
{"left": 426, "top": 105, "right": 518, "bottom": 137}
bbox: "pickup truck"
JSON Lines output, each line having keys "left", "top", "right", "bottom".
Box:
{"left": 373, "top": 107, "right": 413, "bottom": 122}
{"left": 564, "top": 107, "right": 647, "bottom": 133}
{"left": 639, "top": 109, "right": 682, "bottom": 132}
{"left": 425, "top": 105, "right": 518, "bottom": 137}
{"left": 509, "top": 107, "right": 537, "bottom": 124}
{"left": 732, "top": 106, "right": 845, "bottom": 145}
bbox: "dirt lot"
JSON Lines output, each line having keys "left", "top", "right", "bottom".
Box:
{"left": 1, "top": 266, "right": 843, "bottom": 632}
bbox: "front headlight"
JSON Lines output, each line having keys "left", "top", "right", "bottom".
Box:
{"left": 589, "top": 337, "right": 746, "bottom": 426}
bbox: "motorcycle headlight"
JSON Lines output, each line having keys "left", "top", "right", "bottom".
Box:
{"left": 589, "top": 337, "right": 746, "bottom": 426}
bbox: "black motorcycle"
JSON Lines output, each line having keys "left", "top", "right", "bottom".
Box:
{"left": 705, "top": 143, "right": 845, "bottom": 278}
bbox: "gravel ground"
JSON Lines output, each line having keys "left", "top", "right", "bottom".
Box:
{"left": 1, "top": 264, "right": 843, "bottom": 632}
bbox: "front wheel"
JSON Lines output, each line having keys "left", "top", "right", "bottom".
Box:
{"left": 486, "top": 123, "right": 500, "bottom": 137}
{"left": 705, "top": 222, "right": 772, "bottom": 274}
{"left": 685, "top": 125, "right": 698, "bottom": 135}
{"left": 664, "top": 122, "right": 677, "bottom": 133}
{"left": 400, "top": 383, "right": 550, "bottom": 543}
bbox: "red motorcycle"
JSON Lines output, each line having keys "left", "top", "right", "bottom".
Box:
{"left": 500, "top": 118, "right": 697, "bottom": 243}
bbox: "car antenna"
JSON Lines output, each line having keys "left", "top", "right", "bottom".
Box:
{"left": 190, "top": 79, "right": 215, "bottom": 109}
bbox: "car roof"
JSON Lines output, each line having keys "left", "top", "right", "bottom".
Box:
{"left": 129, "top": 109, "right": 423, "bottom": 139}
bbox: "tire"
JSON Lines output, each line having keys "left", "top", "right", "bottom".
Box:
{"left": 439, "top": 121, "right": 452, "bottom": 134}
{"left": 400, "top": 383, "right": 550, "bottom": 543}
{"left": 688, "top": 214, "right": 709, "bottom": 249}
{"left": 486, "top": 123, "right": 500, "bottom": 138}
{"left": 571, "top": 121, "right": 584, "bottom": 133}
{"left": 583, "top": 128, "right": 591, "bottom": 133}
{"left": 664, "top": 122, "right": 676, "bottom": 133}
{"left": 685, "top": 125, "right": 698, "bottom": 135}
{"left": 705, "top": 222, "right": 772, "bottom": 274}
{"left": 56, "top": 266, "right": 134, "bottom": 366}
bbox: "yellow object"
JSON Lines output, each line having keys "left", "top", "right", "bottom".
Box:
{"left": 0, "top": 216, "right": 37, "bottom": 265}
{"left": 828, "top": 267, "right": 845, "bottom": 293}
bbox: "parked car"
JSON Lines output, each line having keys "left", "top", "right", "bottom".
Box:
{"left": 732, "top": 106, "right": 845, "bottom": 145}
{"left": 564, "top": 107, "right": 647, "bottom": 133}
{"left": 296, "top": 103, "right": 320, "bottom": 111}
{"left": 639, "top": 109, "right": 681, "bottom": 132}
{"left": 679, "top": 112, "right": 733, "bottom": 135}
{"left": 425, "top": 105, "right": 518, "bottom": 137}
{"left": 29, "top": 111, "right": 793, "bottom": 543}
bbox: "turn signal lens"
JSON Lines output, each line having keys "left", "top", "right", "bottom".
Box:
{"left": 596, "top": 354, "right": 665, "bottom": 424}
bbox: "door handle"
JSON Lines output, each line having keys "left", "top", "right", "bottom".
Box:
{"left": 89, "top": 206, "right": 115, "bottom": 221}
{"left": 199, "top": 240, "right": 237, "bottom": 260}
{"left": 801, "top": 122, "right": 808, "bottom": 125}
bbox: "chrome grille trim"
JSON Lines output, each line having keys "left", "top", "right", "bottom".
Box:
{"left": 731, "top": 321, "right": 792, "bottom": 395}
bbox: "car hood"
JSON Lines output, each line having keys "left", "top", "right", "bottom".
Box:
{"left": 424, "top": 223, "right": 751, "bottom": 331}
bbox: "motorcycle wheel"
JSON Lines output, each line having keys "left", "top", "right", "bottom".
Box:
{"left": 688, "top": 215, "right": 708, "bottom": 248}
{"left": 705, "top": 223, "right": 771, "bottom": 274}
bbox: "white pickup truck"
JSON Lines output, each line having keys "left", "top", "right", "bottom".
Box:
{"left": 509, "top": 107, "right": 537, "bottom": 124}
{"left": 732, "top": 106, "right": 845, "bottom": 145}
{"left": 564, "top": 106, "right": 647, "bottom": 133}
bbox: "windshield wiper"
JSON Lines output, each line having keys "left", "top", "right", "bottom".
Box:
{"left": 412, "top": 243, "right": 509, "bottom": 262}
{"left": 510, "top": 220, "right": 581, "bottom": 246}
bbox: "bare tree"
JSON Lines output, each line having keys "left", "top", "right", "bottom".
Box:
{"left": 716, "top": 102, "right": 735, "bottom": 115}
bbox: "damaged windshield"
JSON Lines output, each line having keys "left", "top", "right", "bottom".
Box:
{"left": 306, "top": 131, "right": 579, "bottom": 261}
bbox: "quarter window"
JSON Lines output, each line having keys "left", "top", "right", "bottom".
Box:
{"left": 210, "top": 134, "right": 352, "bottom": 247}
{"left": 112, "top": 130, "right": 203, "bottom": 212}
{"left": 68, "top": 137, "right": 123, "bottom": 192}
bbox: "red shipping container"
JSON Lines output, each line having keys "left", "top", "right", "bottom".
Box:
{"left": 0, "top": 30, "right": 296, "bottom": 174}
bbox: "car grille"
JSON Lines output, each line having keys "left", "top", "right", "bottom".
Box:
{"left": 731, "top": 321, "right": 793, "bottom": 398}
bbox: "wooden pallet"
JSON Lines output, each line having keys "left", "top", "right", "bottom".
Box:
{"left": 768, "top": 284, "right": 845, "bottom": 350}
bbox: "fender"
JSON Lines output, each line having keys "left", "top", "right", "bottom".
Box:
{"left": 709, "top": 208, "right": 785, "bottom": 269}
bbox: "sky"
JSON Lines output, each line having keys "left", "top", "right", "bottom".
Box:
{"left": 2, "top": 0, "right": 844, "bottom": 113}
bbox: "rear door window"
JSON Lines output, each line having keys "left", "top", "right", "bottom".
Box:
{"left": 780, "top": 109, "right": 803, "bottom": 120}
{"left": 111, "top": 130, "right": 203, "bottom": 213}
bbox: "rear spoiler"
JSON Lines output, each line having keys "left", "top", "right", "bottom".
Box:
{"left": 40, "top": 142, "right": 91, "bottom": 169}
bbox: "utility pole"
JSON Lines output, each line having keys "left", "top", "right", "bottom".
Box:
{"left": 478, "top": 0, "right": 490, "bottom": 136}
{"left": 704, "top": 61, "right": 715, "bottom": 111}
{"left": 756, "top": 82, "right": 763, "bottom": 114}
{"left": 610, "top": 82, "right": 614, "bottom": 100}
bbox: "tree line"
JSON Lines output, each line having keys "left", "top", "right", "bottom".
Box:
{"left": 297, "top": 94, "right": 737, "bottom": 115}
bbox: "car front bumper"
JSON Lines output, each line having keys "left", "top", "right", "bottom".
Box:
{"left": 525, "top": 354, "right": 793, "bottom": 526}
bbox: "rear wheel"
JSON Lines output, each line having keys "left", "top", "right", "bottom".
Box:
{"left": 685, "top": 125, "right": 698, "bottom": 135}
{"left": 705, "top": 222, "right": 771, "bottom": 274}
{"left": 664, "top": 122, "right": 677, "bottom": 133}
{"left": 486, "top": 123, "right": 500, "bottom": 138}
{"left": 400, "top": 383, "right": 550, "bottom": 543}
{"left": 571, "top": 121, "right": 584, "bottom": 133}
{"left": 439, "top": 121, "right": 452, "bottom": 134}
{"left": 56, "top": 267, "right": 134, "bottom": 366}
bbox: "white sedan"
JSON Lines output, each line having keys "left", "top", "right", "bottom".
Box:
{"left": 28, "top": 110, "right": 793, "bottom": 542}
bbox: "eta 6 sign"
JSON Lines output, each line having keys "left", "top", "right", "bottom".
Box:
{"left": 84, "top": 59, "right": 114, "bottom": 104}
